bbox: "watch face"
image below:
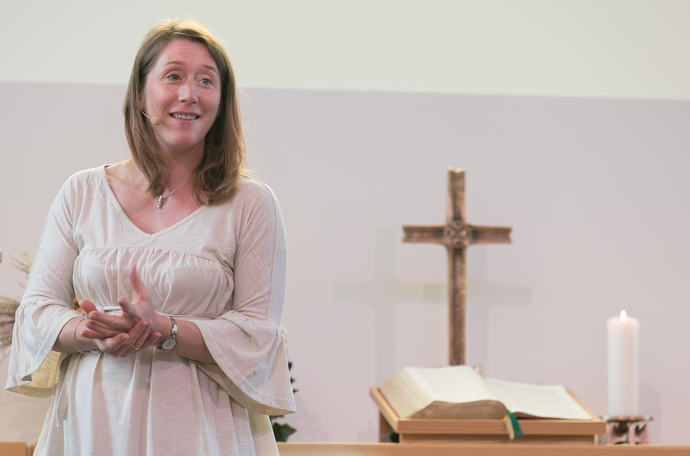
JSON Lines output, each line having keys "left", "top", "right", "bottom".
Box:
{"left": 161, "top": 337, "right": 177, "bottom": 350}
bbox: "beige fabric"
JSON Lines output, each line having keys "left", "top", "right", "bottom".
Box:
{"left": 6, "top": 166, "right": 294, "bottom": 455}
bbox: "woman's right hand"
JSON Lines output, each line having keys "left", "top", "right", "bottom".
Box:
{"left": 80, "top": 299, "right": 160, "bottom": 357}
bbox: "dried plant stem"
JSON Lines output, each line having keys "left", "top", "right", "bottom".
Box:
{"left": 9, "top": 249, "right": 33, "bottom": 287}
{"left": 0, "top": 249, "right": 33, "bottom": 352}
{"left": 0, "top": 295, "right": 20, "bottom": 351}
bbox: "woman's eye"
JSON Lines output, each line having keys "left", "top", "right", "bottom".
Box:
{"left": 168, "top": 74, "right": 181, "bottom": 81}
{"left": 201, "top": 78, "right": 213, "bottom": 85}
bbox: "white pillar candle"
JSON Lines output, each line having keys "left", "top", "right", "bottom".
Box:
{"left": 607, "top": 310, "right": 639, "bottom": 416}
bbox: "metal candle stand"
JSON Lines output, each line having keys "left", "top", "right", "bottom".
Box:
{"left": 597, "top": 416, "right": 653, "bottom": 445}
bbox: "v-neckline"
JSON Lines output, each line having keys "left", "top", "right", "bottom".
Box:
{"left": 99, "top": 165, "right": 206, "bottom": 237}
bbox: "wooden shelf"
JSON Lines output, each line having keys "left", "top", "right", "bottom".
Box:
{"left": 278, "top": 442, "right": 690, "bottom": 456}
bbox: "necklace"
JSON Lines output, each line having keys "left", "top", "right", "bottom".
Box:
{"left": 157, "top": 178, "right": 193, "bottom": 209}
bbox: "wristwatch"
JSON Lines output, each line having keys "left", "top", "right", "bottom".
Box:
{"left": 159, "top": 316, "right": 177, "bottom": 350}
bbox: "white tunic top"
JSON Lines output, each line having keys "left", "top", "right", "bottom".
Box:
{"left": 6, "top": 166, "right": 295, "bottom": 455}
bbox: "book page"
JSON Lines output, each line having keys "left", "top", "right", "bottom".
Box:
{"left": 380, "top": 366, "right": 505, "bottom": 419}
{"left": 485, "top": 378, "right": 593, "bottom": 420}
{"left": 409, "top": 366, "right": 499, "bottom": 403}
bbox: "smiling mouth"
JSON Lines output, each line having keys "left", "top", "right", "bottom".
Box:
{"left": 171, "top": 113, "right": 199, "bottom": 120}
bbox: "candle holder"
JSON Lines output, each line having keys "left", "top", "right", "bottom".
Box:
{"left": 596, "top": 416, "right": 653, "bottom": 444}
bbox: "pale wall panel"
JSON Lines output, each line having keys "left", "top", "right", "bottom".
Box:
{"left": 1, "top": 81, "right": 688, "bottom": 444}
{"left": 2, "top": 1, "right": 690, "bottom": 99}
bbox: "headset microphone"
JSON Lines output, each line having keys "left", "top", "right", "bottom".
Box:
{"left": 141, "top": 110, "right": 162, "bottom": 126}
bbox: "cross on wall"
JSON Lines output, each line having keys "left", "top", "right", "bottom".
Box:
{"left": 403, "top": 168, "right": 512, "bottom": 366}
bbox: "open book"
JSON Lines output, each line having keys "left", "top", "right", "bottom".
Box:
{"left": 379, "top": 366, "right": 594, "bottom": 421}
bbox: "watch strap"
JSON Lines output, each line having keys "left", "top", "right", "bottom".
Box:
{"left": 159, "top": 316, "right": 177, "bottom": 350}
{"left": 169, "top": 316, "right": 177, "bottom": 338}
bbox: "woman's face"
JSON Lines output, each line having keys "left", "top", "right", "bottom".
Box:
{"left": 140, "top": 39, "right": 221, "bottom": 157}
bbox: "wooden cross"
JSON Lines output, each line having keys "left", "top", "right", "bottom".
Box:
{"left": 403, "top": 168, "right": 512, "bottom": 366}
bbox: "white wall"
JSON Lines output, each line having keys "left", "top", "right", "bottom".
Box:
{"left": 2, "top": 1, "right": 690, "bottom": 99}
{"left": 1, "top": 1, "right": 689, "bottom": 446}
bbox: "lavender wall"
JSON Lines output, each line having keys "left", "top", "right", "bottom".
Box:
{"left": 1, "top": 82, "right": 688, "bottom": 444}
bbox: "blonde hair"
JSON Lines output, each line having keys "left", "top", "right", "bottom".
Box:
{"left": 123, "top": 19, "right": 245, "bottom": 204}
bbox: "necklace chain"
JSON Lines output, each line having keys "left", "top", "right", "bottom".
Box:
{"left": 156, "top": 178, "right": 193, "bottom": 209}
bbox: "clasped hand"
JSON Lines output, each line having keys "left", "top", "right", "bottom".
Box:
{"left": 78, "top": 264, "right": 163, "bottom": 357}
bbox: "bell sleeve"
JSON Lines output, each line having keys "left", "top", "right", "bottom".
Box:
{"left": 192, "top": 180, "right": 296, "bottom": 416}
{"left": 6, "top": 175, "right": 84, "bottom": 397}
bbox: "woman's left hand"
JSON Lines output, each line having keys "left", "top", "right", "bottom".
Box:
{"left": 82, "top": 264, "right": 163, "bottom": 352}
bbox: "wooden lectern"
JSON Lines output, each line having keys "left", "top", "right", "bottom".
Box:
{"left": 371, "top": 387, "right": 606, "bottom": 444}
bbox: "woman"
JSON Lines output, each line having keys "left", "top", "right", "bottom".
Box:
{"left": 6, "top": 19, "right": 295, "bottom": 455}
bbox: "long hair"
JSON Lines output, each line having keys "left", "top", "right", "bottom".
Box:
{"left": 123, "top": 19, "right": 245, "bottom": 204}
